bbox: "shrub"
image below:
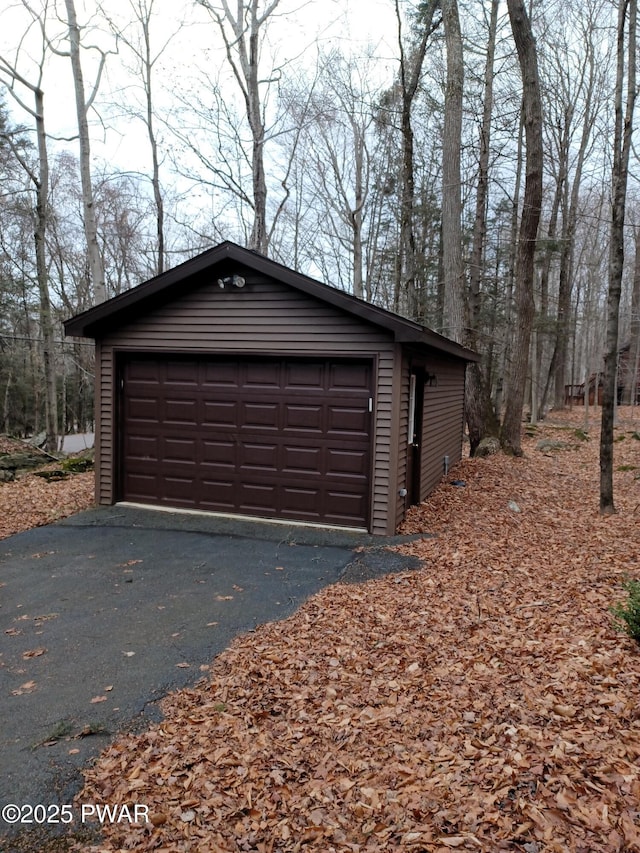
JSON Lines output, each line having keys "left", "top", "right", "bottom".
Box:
{"left": 611, "top": 578, "right": 640, "bottom": 643}
{"left": 61, "top": 456, "right": 93, "bottom": 473}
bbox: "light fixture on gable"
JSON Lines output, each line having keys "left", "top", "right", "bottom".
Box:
{"left": 217, "top": 275, "right": 246, "bottom": 289}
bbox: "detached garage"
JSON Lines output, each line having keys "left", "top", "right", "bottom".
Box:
{"left": 64, "top": 241, "right": 477, "bottom": 535}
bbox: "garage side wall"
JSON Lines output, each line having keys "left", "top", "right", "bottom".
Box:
{"left": 420, "top": 354, "right": 466, "bottom": 499}
{"left": 94, "top": 341, "right": 108, "bottom": 507}
{"left": 94, "top": 273, "right": 398, "bottom": 535}
{"left": 394, "top": 353, "right": 411, "bottom": 530}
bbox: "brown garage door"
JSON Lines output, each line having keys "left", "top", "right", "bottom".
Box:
{"left": 119, "top": 355, "right": 373, "bottom": 528}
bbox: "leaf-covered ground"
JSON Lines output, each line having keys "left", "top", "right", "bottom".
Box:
{"left": 0, "top": 437, "right": 94, "bottom": 540}
{"left": 8, "top": 412, "right": 640, "bottom": 852}
{"left": 67, "top": 408, "right": 640, "bottom": 852}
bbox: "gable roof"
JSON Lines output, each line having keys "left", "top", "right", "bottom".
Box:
{"left": 64, "top": 240, "right": 478, "bottom": 362}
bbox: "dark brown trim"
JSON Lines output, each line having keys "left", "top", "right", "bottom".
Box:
{"left": 109, "top": 345, "right": 382, "bottom": 360}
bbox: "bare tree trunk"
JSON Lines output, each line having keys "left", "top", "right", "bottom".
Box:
{"left": 621, "top": 228, "right": 640, "bottom": 403}
{"left": 2, "top": 366, "right": 11, "bottom": 434}
{"left": 393, "top": 0, "right": 439, "bottom": 318}
{"left": 140, "top": 2, "right": 165, "bottom": 274}
{"left": 247, "top": 15, "right": 267, "bottom": 253}
{"left": 600, "top": 0, "right": 637, "bottom": 514}
{"left": 441, "top": 0, "right": 464, "bottom": 343}
{"left": 0, "top": 52, "right": 58, "bottom": 454}
{"left": 535, "top": 131, "right": 566, "bottom": 419}
{"left": 501, "top": 0, "right": 543, "bottom": 455}
{"left": 530, "top": 288, "right": 539, "bottom": 425}
{"left": 33, "top": 87, "right": 58, "bottom": 454}
{"left": 99, "top": 0, "right": 171, "bottom": 275}
{"left": 352, "top": 115, "right": 365, "bottom": 299}
{"left": 197, "top": 0, "right": 279, "bottom": 255}
{"left": 465, "top": 0, "right": 500, "bottom": 454}
{"left": 64, "top": 0, "right": 106, "bottom": 304}
{"left": 496, "top": 111, "right": 524, "bottom": 418}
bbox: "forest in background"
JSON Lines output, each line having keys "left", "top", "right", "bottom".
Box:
{"left": 0, "top": 0, "right": 638, "bottom": 476}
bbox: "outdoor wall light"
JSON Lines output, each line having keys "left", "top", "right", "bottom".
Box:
{"left": 217, "top": 275, "right": 246, "bottom": 288}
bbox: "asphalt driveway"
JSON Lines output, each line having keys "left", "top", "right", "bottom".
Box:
{"left": 0, "top": 505, "right": 419, "bottom": 849}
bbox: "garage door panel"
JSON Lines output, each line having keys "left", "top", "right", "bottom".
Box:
{"left": 126, "top": 361, "right": 161, "bottom": 383}
{"left": 163, "top": 437, "right": 198, "bottom": 463}
{"left": 165, "top": 361, "right": 199, "bottom": 385}
{"left": 283, "top": 445, "right": 321, "bottom": 474}
{"left": 127, "top": 396, "right": 161, "bottom": 422}
{"left": 327, "top": 448, "right": 368, "bottom": 477}
{"left": 202, "top": 361, "right": 240, "bottom": 388}
{"left": 239, "top": 442, "right": 279, "bottom": 471}
{"left": 327, "top": 406, "right": 370, "bottom": 436}
{"left": 202, "top": 439, "right": 237, "bottom": 466}
{"left": 242, "top": 402, "right": 280, "bottom": 430}
{"left": 281, "top": 487, "right": 321, "bottom": 517}
{"left": 200, "top": 479, "right": 235, "bottom": 509}
{"left": 283, "top": 404, "right": 323, "bottom": 432}
{"left": 202, "top": 400, "right": 237, "bottom": 426}
{"left": 284, "top": 362, "right": 324, "bottom": 389}
{"left": 124, "top": 472, "right": 158, "bottom": 501}
{"left": 164, "top": 398, "right": 198, "bottom": 424}
{"left": 324, "top": 489, "right": 368, "bottom": 522}
{"left": 125, "top": 434, "right": 158, "bottom": 460}
{"left": 121, "top": 356, "right": 372, "bottom": 528}
{"left": 283, "top": 450, "right": 323, "bottom": 476}
{"left": 164, "top": 476, "right": 198, "bottom": 504}
{"left": 239, "top": 482, "right": 278, "bottom": 512}
{"left": 328, "top": 362, "right": 371, "bottom": 391}
{"left": 244, "top": 361, "right": 280, "bottom": 388}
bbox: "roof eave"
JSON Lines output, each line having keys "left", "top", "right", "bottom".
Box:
{"left": 64, "top": 243, "right": 236, "bottom": 337}
{"left": 63, "top": 241, "right": 479, "bottom": 363}
{"left": 393, "top": 328, "right": 479, "bottom": 362}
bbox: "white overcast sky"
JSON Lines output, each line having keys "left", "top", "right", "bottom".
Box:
{"left": 0, "top": 0, "right": 399, "bottom": 171}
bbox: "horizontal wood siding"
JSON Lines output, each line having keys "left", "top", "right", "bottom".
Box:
{"left": 395, "top": 352, "right": 411, "bottom": 529}
{"left": 95, "top": 342, "right": 111, "bottom": 506}
{"left": 370, "top": 345, "right": 401, "bottom": 536}
{"left": 96, "top": 274, "right": 396, "bottom": 535}
{"left": 420, "top": 355, "right": 466, "bottom": 500}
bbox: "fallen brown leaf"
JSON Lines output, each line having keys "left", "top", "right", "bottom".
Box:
{"left": 11, "top": 680, "right": 37, "bottom": 696}
{"left": 22, "top": 647, "right": 47, "bottom": 659}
